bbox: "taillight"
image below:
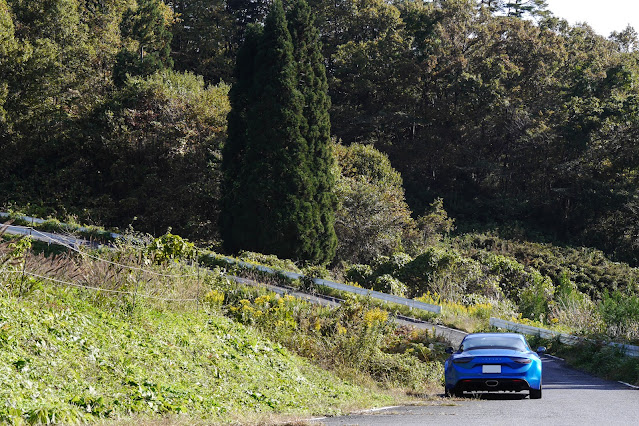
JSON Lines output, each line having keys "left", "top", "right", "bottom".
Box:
{"left": 512, "top": 358, "right": 532, "bottom": 364}
{"left": 453, "top": 357, "right": 474, "bottom": 364}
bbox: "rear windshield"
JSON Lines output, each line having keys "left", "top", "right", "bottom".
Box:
{"left": 460, "top": 336, "right": 528, "bottom": 352}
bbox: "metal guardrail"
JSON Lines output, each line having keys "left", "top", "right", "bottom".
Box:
{"left": 313, "top": 277, "right": 442, "bottom": 313}
{"left": 0, "top": 213, "right": 120, "bottom": 239}
{"left": 490, "top": 317, "right": 639, "bottom": 358}
{"left": 1, "top": 214, "right": 442, "bottom": 315}
{"left": 216, "top": 256, "right": 442, "bottom": 314}
{"left": 1, "top": 224, "right": 98, "bottom": 249}
{"left": 0, "top": 212, "right": 46, "bottom": 225}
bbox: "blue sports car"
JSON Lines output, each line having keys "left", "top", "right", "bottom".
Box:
{"left": 444, "top": 333, "right": 545, "bottom": 399}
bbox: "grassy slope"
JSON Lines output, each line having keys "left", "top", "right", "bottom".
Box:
{"left": 0, "top": 286, "right": 392, "bottom": 424}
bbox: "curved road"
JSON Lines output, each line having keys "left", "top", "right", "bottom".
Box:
{"left": 316, "top": 357, "right": 639, "bottom": 425}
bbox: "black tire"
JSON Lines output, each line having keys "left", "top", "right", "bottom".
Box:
{"left": 530, "top": 386, "right": 542, "bottom": 399}
{"left": 444, "top": 386, "right": 453, "bottom": 397}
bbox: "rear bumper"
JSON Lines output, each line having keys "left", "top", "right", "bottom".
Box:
{"left": 453, "top": 378, "right": 531, "bottom": 392}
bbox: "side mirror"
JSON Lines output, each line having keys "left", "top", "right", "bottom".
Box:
{"left": 537, "top": 346, "right": 546, "bottom": 354}
{"left": 445, "top": 347, "right": 454, "bottom": 354}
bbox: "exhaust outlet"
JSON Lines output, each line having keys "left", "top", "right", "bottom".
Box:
{"left": 486, "top": 380, "right": 499, "bottom": 387}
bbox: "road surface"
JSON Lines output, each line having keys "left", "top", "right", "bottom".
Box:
{"left": 314, "top": 356, "right": 639, "bottom": 425}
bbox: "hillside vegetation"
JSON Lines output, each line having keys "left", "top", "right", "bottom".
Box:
{"left": 2, "top": 0, "right": 639, "bottom": 418}
{"left": 0, "top": 233, "right": 450, "bottom": 424}
{"left": 2, "top": 0, "right": 639, "bottom": 265}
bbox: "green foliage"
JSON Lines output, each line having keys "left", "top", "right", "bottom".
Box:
{"left": 84, "top": 70, "right": 230, "bottom": 238}
{"left": 302, "top": 264, "right": 331, "bottom": 280}
{"left": 289, "top": 0, "right": 338, "bottom": 263}
{"left": 337, "top": 143, "right": 404, "bottom": 188}
{"left": 373, "top": 274, "right": 408, "bottom": 297}
{"left": 0, "top": 0, "right": 15, "bottom": 127}
{"left": 400, "top": 248, "right": 459, "bottom": 295}
{"left": 222, "top": 0, "right": 336, "bottom": 264}
{"left": 373, "top": 253, "right": 413, "bottom": 278}
{"left": 145, "top": 233, "right": 196, "bottom": 264}
{"left": 334, "top": 144, "right": 417, "bottom": 263}
{"left": 417, "top": 198, "right": 455, "bottom": 246}
{"left": 170, "top": 0, "right": 235, "bottom": 83}
{"left": 114, "top": 0, "right": 174, "bottom": 85}
{"left": 599, "top": 291, "right": 639, "bottom": 341}
{"left": 455, "top": 232, "right": 639, "bottom": 298}
{"left": 237, "top": 250, "right": 302, "bottom": 273}
{"left": 0, "top": 287, "right": 392, "bottom": 422}
{"left": 549, "top": 273, "right": 601, "bottom": 334}
{"left": 225, "top": 292, "right": 445, "bottom": 392}
{"left": 345, "top": 263, "right": 374, "bottom": 286}
{"left": 517, "top": 271, "right": 555, "bottom": 321}
{"left": 0, "top": 244, "right": 398, "bottom": 423}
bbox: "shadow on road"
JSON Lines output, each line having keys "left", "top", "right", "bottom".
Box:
{"left": 447, "top": 392, "right": 529, "bottom": 400}
{"left": 542, "top": 357, "right": 629, "bottom": 391}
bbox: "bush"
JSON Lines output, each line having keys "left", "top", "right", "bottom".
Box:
{"left": 517, "top": 271, "right": 555, "bottom": 321}
{"left": 345, "top": 263, "right": 374, "bottom": 286}
{"left": 366, "top": 352, "right": 444, "bottom": 391}
{"left": 550, "top": 273, "right": 602, "bottom": 334}
{"left": 415, "top": 198, "right": 455, "bottom": 247}
{"left": 373, "top": 274, "right": 408, "bottom": 297}
{"left": 400, "top": 247, "right": 462, "bottom": 297}
{"left": 334, "top": 144, "right": 416, "bottom": 264}
{"left": 373, "top": 253, "right": 413, "bottom": 278}
{"left": 599, "top": 291, "right": 639, "bottom": 341}
{"left": 145, "top": 233, "right": 196, "bottom": 264}
{"left": 237, "top": 251, "right": 301, "bottom": 273}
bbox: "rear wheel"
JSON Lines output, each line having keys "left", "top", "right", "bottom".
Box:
{"left": 530, "top": 385, "right": 542, "bottom": 399}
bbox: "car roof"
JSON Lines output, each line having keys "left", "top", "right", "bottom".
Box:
{"left": 462, "top": 333, "right": 526, "bottom": 341}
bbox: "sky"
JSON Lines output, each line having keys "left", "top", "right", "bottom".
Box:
{"left": 544, "top": 0, "right": 639, "bottom": 37}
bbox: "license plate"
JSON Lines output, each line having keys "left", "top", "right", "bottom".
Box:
{"left": 482, "top": 365, "right": 501, "bottom": 374}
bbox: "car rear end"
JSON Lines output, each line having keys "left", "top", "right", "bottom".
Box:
{"left": 446, "top": 352, "right": 542, "bottom": 394}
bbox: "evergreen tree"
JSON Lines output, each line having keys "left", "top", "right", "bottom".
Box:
{"left": 221, "top": 0, "right": 336, "bottom": 264}
{"left": 220, "top": 24, "right": 263, "bottom": 252}
{"left": 288, "top": 0, "right": 337, "bottom": 262}
{"left": 114, "top": 0, "right": 173, "bottom": 85}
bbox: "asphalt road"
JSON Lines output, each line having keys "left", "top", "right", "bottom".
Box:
{"left": 315, "top": 357, "right": 639, "bottom": 425}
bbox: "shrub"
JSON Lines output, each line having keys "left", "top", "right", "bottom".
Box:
{"left": 373, "top": 253, "right": 413, "bottom": 278}
{"left": 400, "top": 247, "right": 466, "bottom": 297}
{"left": 237, "top": 251, "right": 301, "bottom": 273}
{"left": 345, "top": 263, "right": 374, "bottom": 286}
{"left": 145, "top": 233, "right": 195, "bottom": 264}
{"left": 334, "top": 144, "right": 416, "bottom": 264}
{"left": 599, "top": 291, "right": 639, "bottom": 342}
{"left": 373, "top": 274, "right": 408, "bottom": 297}
{"left": 518, "top": 271, "right": 555, "bottom": 321}
{"left": 302, "top": 265, "right": 332, "bottom": 280}
{"left": 415, "top": 198, "right": 455, "bottom": 247}
{"left": 549, "top": 273, "right": 602, "bottom": 334}
{"left": 366, "top": 352, "right": 444, "bottom": 391}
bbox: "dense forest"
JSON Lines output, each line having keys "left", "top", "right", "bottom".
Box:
{"left": 1, "top": 0, "right": 638, "bottom": 266}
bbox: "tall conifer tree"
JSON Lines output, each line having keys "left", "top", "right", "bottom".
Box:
{"left": 221, "top": 0, "right": 336, "bottom": 264}
{"left": 288, "top": 0, "right": 337, "bottom": 263}
{"left": 221, "top": 24, "right": 262, "bottom": 252}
